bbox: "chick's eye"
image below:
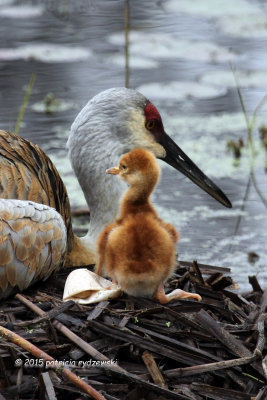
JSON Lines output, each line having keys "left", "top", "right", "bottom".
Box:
{"left": 121, "top": 164, "right": 127, "bottom": 170}
{"left": 145, "top": 120, "right": 155, "bottom": 130}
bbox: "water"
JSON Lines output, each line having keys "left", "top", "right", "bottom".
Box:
{"left": 0, "top": 0, "right": 267, "bottom": 290}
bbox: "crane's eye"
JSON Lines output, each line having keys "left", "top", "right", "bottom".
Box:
{"left": 145, "top": 120, "right": 155, "bottom": 130}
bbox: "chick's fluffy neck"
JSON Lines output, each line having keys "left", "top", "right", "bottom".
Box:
{"left": 120, "top": 173, "right": 158, "bottom": 218}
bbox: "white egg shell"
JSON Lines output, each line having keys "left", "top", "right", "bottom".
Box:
{"left": 63, "top": 268, "right": 122, "bottom": 304}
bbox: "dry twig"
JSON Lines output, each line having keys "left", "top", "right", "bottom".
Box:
{"left": 0, "top": 324, "right": 106, "bottom": 400}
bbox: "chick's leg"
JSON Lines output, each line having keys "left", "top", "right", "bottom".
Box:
{"left": 154, "top": 283, "right": 202, "bottom": 304}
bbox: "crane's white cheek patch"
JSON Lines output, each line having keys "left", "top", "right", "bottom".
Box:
{"left": 127, "top": 110, "right": 166, "bottom": 158}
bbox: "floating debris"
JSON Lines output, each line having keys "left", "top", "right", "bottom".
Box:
{"left": 247, "top": 251, "right": 260, "bottom": 265}
{"left": 137, "top": 81, "right": 227, "bottom": 101}
{"left": 219, "top": 14, "right": 267, "bottom": 38}
{"left": 0, "top": 5, "right": 44, "bottom": 18}
{"left": 32, "top": 93, "right": 75, "bottom": 114}
{"left": 108, "top": 32, "right": 237, "bottom": 63}
{"left": 0, "top": 44, "right": 91, "bottom": 63}
{"left": 165, "top": 0, "right": 261, "bottom": 18}
{"left": 227, "top": 138, "right": 244, "bottom": 159}
{"left": 200, "top": 69, "right": 267, "bottom": 89}
{"left": 259, "top": 125, "right": 267, "bottom": 149}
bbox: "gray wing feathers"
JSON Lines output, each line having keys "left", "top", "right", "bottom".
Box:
{"left": 0, "top": 199, "right": 67, "bottom": 299}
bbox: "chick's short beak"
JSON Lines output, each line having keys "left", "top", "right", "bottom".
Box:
{"left": 106, "top": 167, "right": 120, "bottom": 175}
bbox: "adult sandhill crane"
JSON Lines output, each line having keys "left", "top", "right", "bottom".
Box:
{"left": 0, "top": 130, "right": 93, "bottom": 298}
{"left": 0, "top": 87, "right": 231, "bottom": 299}
{"left": 68, "top": 88, "right": 231, "bottom": 256}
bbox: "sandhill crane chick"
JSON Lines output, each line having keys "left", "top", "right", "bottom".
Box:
{"left": 96, "top": 148, "right": 201, "bottom": 304}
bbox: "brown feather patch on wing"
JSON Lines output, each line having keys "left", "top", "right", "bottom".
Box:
{"left": 0, "top": 130, "right": 73, "bottom": 253}
{"left": 0, "top": 199, "right": 67, "bottom": 298}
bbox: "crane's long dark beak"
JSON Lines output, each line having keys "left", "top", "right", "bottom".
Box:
{"left": 159, "top": 132, "right": 232, "bottom": 208}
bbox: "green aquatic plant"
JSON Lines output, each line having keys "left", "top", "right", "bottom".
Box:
{"left": 229, "top": 64, "right": 267, "bottom": 253}
{"left": 14, "top": 73, "right": 36, "bottom": 135}
{"left": 231, "top": 63, "right": 267, "bottom": 156}
{"left": 230, "top": 63, "right": 267, "bottom": 209}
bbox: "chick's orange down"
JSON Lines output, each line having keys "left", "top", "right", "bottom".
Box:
{"left": 96, "top": 148, "right": 201, "bottom": 304}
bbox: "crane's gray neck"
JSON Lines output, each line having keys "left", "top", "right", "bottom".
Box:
{"left": 67, "top": 88, "right": 147, "bottom": 250}
{"left": 68, "top": 124, "right": 125, "bottom": 249}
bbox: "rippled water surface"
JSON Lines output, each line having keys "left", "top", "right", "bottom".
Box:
{"left": 1, "top": 0, "right": 267, "bottom": 290}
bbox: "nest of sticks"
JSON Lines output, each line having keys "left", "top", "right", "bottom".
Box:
{"left": 0, "top": 260, "right": 266, "bottom": 400}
